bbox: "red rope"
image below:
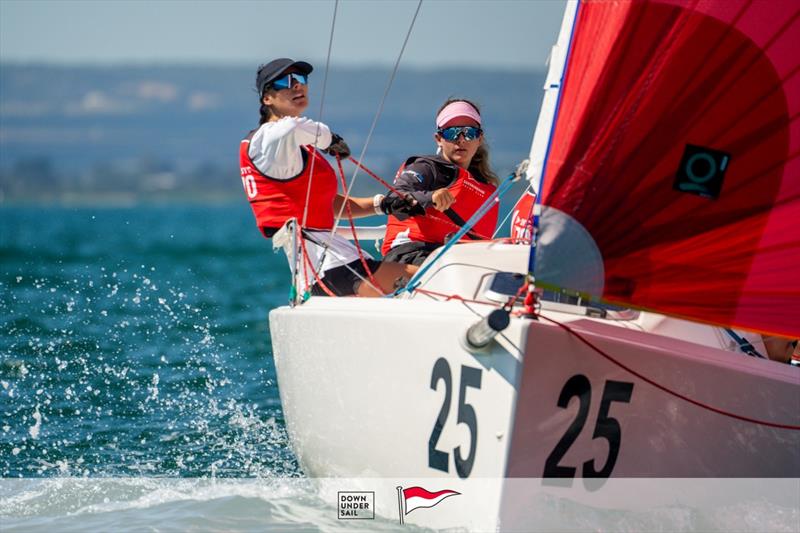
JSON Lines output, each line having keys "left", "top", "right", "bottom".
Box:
{"left": 335, "top": 156, "right": 384, "bottom": 295}
{"left": 349, "top": 157, "right": 405, "bottom": 197}
{"left": 299, "top": 231, "right": 336, "bottom": 297}
{"left": 299, "top": 231, "right": 312, "bottom": 295}
{"left": 414, "top": 287, "right": 499, "bottom": 306}
{"left": 349, "top": 157, "right": 493, "bottom": 241}
{"left": 418, "top": 283, "right": 799, "bottom": 430}
{"left": 535, "top": 312, "right": 800, "bottom": 431}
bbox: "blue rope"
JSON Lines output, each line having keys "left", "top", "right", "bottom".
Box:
{"left": 394, "top": 171, "right": 520, "bottom": 296}
{"left": 724, "top": 328, "right": 765, "bottom": 358}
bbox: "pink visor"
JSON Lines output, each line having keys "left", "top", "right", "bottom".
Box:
{"left": 435, "top": 101, "right": 481, "bottom": 128}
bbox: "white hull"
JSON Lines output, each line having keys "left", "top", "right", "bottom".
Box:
{"left": 269, "top": 242, "right": 800, "bottom": 529}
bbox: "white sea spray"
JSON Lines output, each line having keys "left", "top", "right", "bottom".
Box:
{"left": 28, "top": 405, "right": 42, "bottom": 439}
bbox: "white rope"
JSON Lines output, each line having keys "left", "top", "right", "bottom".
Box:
{"left": 328, "top": 0, "right": 424, "bottom": 241}
{"left": 301, "top": 0, "right": 339, "bottom": 229}
{"left": 302, "top": 230, "right": 383, "bottom": 295}
{"left": 300, "top": 0, "right": 338, "bottom": 277}
{"left": 492, "top": 183, "right": 533, "bottom": 239}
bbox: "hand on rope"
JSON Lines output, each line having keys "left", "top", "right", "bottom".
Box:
{"left": 377, "top": 193, "right": 425, "bottom": 217}
{"left": 325, "top": 133, "right": 351, "bottom": 159}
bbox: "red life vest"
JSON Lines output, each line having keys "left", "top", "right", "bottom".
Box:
{"left": 239, "top": 130, "right": 338, "bottom": 236}
{"left": 382, "top": 164, "right": 498, "bottom": 255}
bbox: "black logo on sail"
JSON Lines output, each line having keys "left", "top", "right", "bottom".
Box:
{"left": 674, "top": 144, "right": 730, "bottom": 199}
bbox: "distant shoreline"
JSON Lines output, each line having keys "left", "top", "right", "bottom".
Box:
{"left": 0, "top": 192, "right": 243, "bottom": 208}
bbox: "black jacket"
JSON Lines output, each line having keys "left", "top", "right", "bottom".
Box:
{"left": 389, "top": 155, "right": 489, "bottom": 218}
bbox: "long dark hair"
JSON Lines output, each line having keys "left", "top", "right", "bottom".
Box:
{"left": 436, "top": 98, "right": 499, "bottom": 186}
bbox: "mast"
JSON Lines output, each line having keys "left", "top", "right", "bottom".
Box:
{"left": 525, "top": 0, "right": 579, "bottom": 196}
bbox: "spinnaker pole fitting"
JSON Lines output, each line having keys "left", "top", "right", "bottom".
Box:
{"left": 463, "top": 308, "right": 511, "bottom": 352}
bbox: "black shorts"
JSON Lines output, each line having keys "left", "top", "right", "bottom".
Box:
{"left": 311, "top": 259, "right": 382, "bottom": 297}
{"left": 382, "top": 241, "right": 440, "bottom": 266}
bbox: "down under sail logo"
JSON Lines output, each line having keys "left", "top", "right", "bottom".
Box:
{"left": 396, "top": 485, "right": 460, "bottom": 524}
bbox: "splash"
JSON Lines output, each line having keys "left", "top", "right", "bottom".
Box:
{"left": 1, "top": 260, "right": 298, "bottom": 478}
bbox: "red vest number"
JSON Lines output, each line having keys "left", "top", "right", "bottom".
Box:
{"left": 241, "top": 174, "right": 258, "bottom": 199}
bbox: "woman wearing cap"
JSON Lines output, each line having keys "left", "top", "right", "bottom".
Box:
{"left": 380, "top": 98, "right": 500, "bottom": 265}
{"left": 239, "top": 58, "right": 417, "bottom": 297}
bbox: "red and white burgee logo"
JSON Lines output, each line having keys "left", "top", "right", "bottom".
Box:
{"left": 509, "top": 190, "right": 535, "bottom": 243}
{"left": 396, "top": 486, "right": 460, "bottom": 524}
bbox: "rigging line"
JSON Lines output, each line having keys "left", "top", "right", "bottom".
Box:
{"left": 492, "top": 184, "right": 533, "bottom": 239}
{"left": 349, "top": 157, "right": 407, "bottom": 197}
{"left": 334, "top": 156, "right": 384, "bottom": 294}
{"left": 302, "top": 0, "right": 338, "bottom": 243}
{"left": 530, "top": 0, "right": 580, "bottom": 280}
{"left": 536, "top": 312, "right": 800, "bottom": 431}
{"left": 300, "top": 234, "right": 337, "bottom": 297}
{"left": 724, "top": 328, "right": 766, "bottom": 358}
{"left": 533, "top": 0, "right": 580, "bottom": 200}
{"left": 328, "top": 0, "right": 424, "bottom": 242}
{"left": 400, "top": 171, "right": 518, "bottom": 294}
{"left": 302, "top": 229, "right": 383, "bottom": 295}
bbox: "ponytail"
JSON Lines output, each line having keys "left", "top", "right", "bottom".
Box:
{"left": 259, "top": 103, "right": 272, "bottom": 125}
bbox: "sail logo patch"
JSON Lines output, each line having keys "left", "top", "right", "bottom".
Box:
{"left": 674, "top": 144, "right": 730, "bottom": 199}
{"left": 400, "top": 170, "right": 424, "bottom": 183}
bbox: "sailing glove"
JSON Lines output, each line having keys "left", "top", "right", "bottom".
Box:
{"left": 380, "top": 193, "right": 425, "bottom": 217}
{"left": 326, "top": 133, "right": 351, "bottom": 159}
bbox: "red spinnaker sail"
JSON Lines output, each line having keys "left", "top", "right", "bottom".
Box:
{"left": 537, "top": 0, "right": 799, "bottom": 337}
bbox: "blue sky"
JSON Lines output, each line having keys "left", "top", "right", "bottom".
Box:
{"left": 0, "top": 0, "right": 566, "bottom": 69}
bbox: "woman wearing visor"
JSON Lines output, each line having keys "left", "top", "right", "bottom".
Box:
{"left": 380, "top": 98, "right": 500, "bottom": 265}
{"left": 239, "top": 58, "right": 417, "bottom": 297}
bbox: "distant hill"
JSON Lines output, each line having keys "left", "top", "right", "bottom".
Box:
{"left": 0, "top": 63, "right": 545, "bottom": 202}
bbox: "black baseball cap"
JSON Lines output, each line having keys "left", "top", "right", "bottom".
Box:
{"left": 256, "top": 58, "right": 313, "bottom": 97}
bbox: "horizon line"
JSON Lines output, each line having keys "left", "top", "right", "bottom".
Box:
{"left": 0, "top": 59, "right": 546, "bottom": 73}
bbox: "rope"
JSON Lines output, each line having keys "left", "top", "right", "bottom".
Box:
{"left": 334, "top": 155, "right": 384, "bottom": 294}
{"left": 301, "top": 229, "right": 384, "bottom": 296}
{"left": 301, "top": 0, "right": 339, "bottom": 229}
{"left": 300, "top": 231, "right": 336, "bottom": 297}
{"left": 724, "top": 328, "right": 766, "bottom": 358}
{"left": 349, "top": 157, "right": 406, "bottom": 197}
{"left": 414, "top": 287, "right": 497, "bottom": 306}
{"left": 330, "top": 0, "right": 423, "bottom": 241}
{"left": 492, "top": 183, "right": 534, "bottom": 240}
{"left": 399, "top": 170, "right": 518, "bottom": 294}
{"left": 350, "top": 157, "right": 493, "bottom": 241}
{"left": 535, "top": 312, "right": 800, "bottom": 431}
{"left": 419, "top": 282, "right": 799, "bottom": 430}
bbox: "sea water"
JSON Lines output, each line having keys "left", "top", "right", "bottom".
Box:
{"left": 1, "top": 206, "right": 797, "bottom": 532}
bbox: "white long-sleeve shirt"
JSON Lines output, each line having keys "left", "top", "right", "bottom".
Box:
{"left": 247, "top": 116, "right": 371, "bottom": 283}
{"left": 248, "top": 116, "right": 333, "bottom": 179}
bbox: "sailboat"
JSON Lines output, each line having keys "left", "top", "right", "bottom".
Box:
{"left": 268, "top": 0, "right": 799, "bottom": 529}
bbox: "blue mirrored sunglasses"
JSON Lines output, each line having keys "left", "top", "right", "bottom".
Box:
{"left": 270, "top": 73, "right": 308, "bottom": 91}
{"left": 437, "top": 126, "right": 483, "bottom": 141}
